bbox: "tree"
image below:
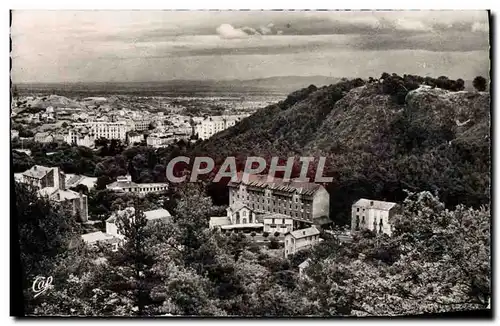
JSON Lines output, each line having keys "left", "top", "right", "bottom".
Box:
{"left": 268, "top": 237, "right": 280, "bottom": 250}
{"left": 14, "top": 182, "right": 81, "bottom": 314}
{"left": 274, "top": 231, "right": 280, "bottom": 238}
{"left": 107, "top": 202, "right": 154, "bottom": 316}
{"left": 473, "top": 76, "right": 487, "bottom": 92}
{"left": 303, "top": 191, "right": 491, "bottom": 316}
{"left": 263, "top": 231, "right": 269, "bottom": 239}
{"left": 250, "top": 231, "right": 257, "bottom": 241}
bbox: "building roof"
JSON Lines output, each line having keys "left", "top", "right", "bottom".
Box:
{"left": 287, "top": 226, "right": 320, "bottom": 239}
{"left": 66, "top": 174, "right": 98, "bottom": 189}
{"left": 209, "top": 216, "right": 231, "bottom": 227}
{"left": 22, "top": 165, "right": 52, "bottom": 179}
{"left": 298, "top": 258, "right": 312, "bottom": 269}
{"left": 42, "top": 188, "right": 81, "bottom": 201}
{"left": 353, "top": 198, "right": 397, "bottom": 211}
{"left": 14, "top": 173, "right": 24, "bottom": 182}
{"left": 34, "top": 132, "right": 51, "bottom": 138}
{"left": 106, "top": 180, "right": 139, "bottom": 189}
{"left": 138, "top": 183, "right": 169, "bottom": 189}
{"left": 107, "top": 207, "right": 171, "bottom": 223}
{"left": 81, "top": 231, "right": 116, "bottom": 244}
{"left": 261, "top": 213, "right": 293, "bottom": 220}
{"left": 144, "top": 208, "right": 172, "bottom": 221}
{"left": 227, "top": 201, "right": 250, "bottom": 213}
{"left": 228, "top": 172, "right": 322, "bottom": 196}
{"left": 220, "top": 223, "right": 264, "bottom": 230}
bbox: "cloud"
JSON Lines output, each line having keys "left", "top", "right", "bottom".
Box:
{"left": 11, "top": 10, "right": 491, "bottom": 83}
{"left": 393, "top": 18, "right": 431, "bottom": 31}
{"left": 216, "top": 24, "right": 250, "bottom": 39}
{"left": 472, "top": 22, "right": 489, "bottom": 32}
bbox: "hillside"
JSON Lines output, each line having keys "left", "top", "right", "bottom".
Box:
{"left": 189, "top": 77, "right": 491, "bottom": 226}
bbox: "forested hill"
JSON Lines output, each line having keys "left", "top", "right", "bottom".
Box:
{"left": 189, "top": 74, "right": 490, "bottom": 226}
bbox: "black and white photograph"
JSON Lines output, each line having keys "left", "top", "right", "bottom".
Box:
{"left": 9, "top": 9, "right": 491, "bottom": 317}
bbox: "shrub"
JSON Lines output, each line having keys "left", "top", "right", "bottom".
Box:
{"left": 473, "top": 76, "right": 487, "bottom": 92}
{"left": 263, "top": 231, "right": 269, "bottom": 238}
{"left": 268, "top": 237, "right": 280, "bottom": 249}
{"left": 274, "top": 231, "right": 280, "bottom": 237}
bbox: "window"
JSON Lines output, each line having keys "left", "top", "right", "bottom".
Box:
{"left": 357, "top": 207, "right": 360, "bottom": 212}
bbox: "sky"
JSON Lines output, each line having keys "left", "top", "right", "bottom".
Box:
{"left": 11, "top": 10, "right": 490, "bottom": 83}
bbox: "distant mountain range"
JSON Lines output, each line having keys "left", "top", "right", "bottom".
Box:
{"left": 15, "top": 75, "right": 479, "bottom": 97}
{"left": 14, "top": 76, "right": 342, "bottom": 97}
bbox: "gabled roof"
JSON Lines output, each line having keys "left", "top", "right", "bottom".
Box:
{"left": 298, "top": 258, "right": 312, "bottom": 269}
{"left": 227, "top": 201, "right": 251, "bottom": 213}
{"left": 81, "top": 231, "right": 116, "bottom": 244}
{"left": 144, "top": 208, "right": 171, "bottom": 221}
{"left": 287, "top": 226, "right": 320, "bottom": 239}
{"left": 22, "top": 165, "right": 52, "bottom": 179}
{"left": 209, "top": 216, "right": 231, "bottom": 227}
{"left": 106, "top": 207, "right": 171, "bottom": 223}
{"left": 106, "top": 180, "right": 139, "bottom": 189}
{"left": 353, "top": 198, "right": 397, "bottom": 211}
{"left": 49, "top": 189, "right": 81, "bottom": 201}
{"left": 228, "top": 172, "right": 322, "bottom": 196}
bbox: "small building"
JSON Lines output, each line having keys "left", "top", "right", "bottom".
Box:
{"left": 65, "top": 174, "right": 98, "bottom": 191}
{"left": 22, "top": 165, "right": 65, "bottom": 190}
{"left": 226, "top": 201, "right": 259, "bottom": 225}
{"left": 106, "top": 175, "right": 169, "bottom": 195}
{"left": 39, "top": 187, "right": 89, "bottom": 222}
{"left": 298, "top": 258, "right": 312, "bottom": 278}
{"left": 34, "top": 132, "right": 54, "bottom": 144}
{"left": 351, "top": 199, "right": 399, "bottom": 236}
{"left": 11, "top": 129, "right": 19, "bottom": 140}
{"left": 209, "top": 216, "right": 232, "bottom": 229}
{"left": 284, "top": 226, "right": 321, "bottom": 258}
{"left": 127, "top": 132, "right": 144, "bottom": 145}
{"left": 81, "top": 231, "right": 120, "bottom": 251}
{"left": 19, "top": 165, "right": 88, "bottom": 222}
{"left": 106, "top": 207, "right": 172, "bottom": 240}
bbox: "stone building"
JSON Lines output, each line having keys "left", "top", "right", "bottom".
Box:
{"left": 20, "top": 165, "right": 89, "bottom": 222}
{"left": 227, "top": 173, "right": 330, "bottom": 229}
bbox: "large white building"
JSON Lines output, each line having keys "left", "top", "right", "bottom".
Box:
{"left": 132, "top": 119, "right": 152, "bottom": 131}
{"left": 351, "top": 199, "right": 399, "bottom": 236}
{"left": 193, "top": 114, "right": 249, "bottom": 140}
{"left": 210, "top": 173, "right": 330, "bottom": 234}
{"left": 228, "top": 173, "right": 330, "bottom": 228}
{"left": 146, "top": 132, "right": 175, "bottom": 148}
{"left": 70, "top": 121, "right": 128, "bottom": 141}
